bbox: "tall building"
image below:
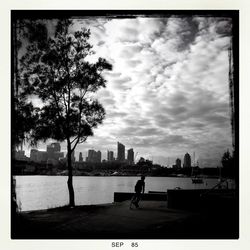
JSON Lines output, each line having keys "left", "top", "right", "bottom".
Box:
{"left": 176, "top": 158, "right": 181, "bottom": 168}
{"left": 46, "top": 145, "right": 54, "bottom": 159}
{"left": 14, "top": 150, "right": 29, "bottom": 161}
{"left": 86, "top": 149, "right": 101, "bottom": 163}
{"left": 79, "top": 152, "right": 83, "bottom": 162}
{"left": 30, "top": 149, "right": 38, "bottom": 162}
{"left": 29, "top": 142, "right": 63, "bottom": 164}
{"left": 107, "top": 150, "right": 114, "bottom": 161}
{"left": 54, "top": 151, "right": 64, "bottom": 160}
{"left": 183, "top": 153, "right": 191, "bottom": 168}
{"left": 87, "top": 150, "right": 95, "bottom": 162}
{"left": 96, "top": 151, "right": 102, "bottom": 163}
{"left": 47, "top": 142, "right": 62, "bottom": 160}
{"left": 37, "top": 151, "right": 48, "bottom": 162}
{"left": 30, "top": 149, "right": 48, "bottom": 163}
{"left": 51, "top": 142, "right": 61, "bottom": 152}
{"left": 127, "top": 148, "right": 134, "bottom": 165}
{"left": 117, "top": 142, "right": 125, "bottom": 162}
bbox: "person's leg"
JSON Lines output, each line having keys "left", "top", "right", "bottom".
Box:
{"left": 130, "top": 193, "right": 136, "bottom": 208}
{"left": 136, "top": 192, "right": 141, "bottom": 207}
{"left": 134, "top": 192, "right": 140, "bottom": 208}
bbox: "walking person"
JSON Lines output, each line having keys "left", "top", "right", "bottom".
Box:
{"left": 130, "top": 176, "right": 145, "bottom": 209}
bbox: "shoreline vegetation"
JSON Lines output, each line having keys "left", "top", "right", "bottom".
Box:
{"left": 13, "top": 159, "right": 234, "bottom": 178}
{"left": 13, "top": 173, "right": 222, "bottom": 178}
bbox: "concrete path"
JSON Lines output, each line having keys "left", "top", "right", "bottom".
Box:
{"left": 12, "top": 200, "right": 238, "bottom": 239}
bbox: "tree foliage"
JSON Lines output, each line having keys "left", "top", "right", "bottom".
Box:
{"left": 221, "top": 150, "right": 235, "bottom": 178}
{"left": 13, "top": 19, "right": 48, "bottom": 146}
{"left": 13, "top": 95, "right": 39, "bottom": 146}
{"left": 20, "top": 19, "right": 112, "bottom": 148}
{"left": 221, "top": 150, "right": 234, "bottom": 169}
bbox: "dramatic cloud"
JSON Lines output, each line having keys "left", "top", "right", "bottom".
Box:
{"left": 26, "top": 16, "right": 233, "bottom": 166}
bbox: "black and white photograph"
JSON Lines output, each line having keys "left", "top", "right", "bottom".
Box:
{"left": 11, "top": 10, "right": 239, "bottom": 240}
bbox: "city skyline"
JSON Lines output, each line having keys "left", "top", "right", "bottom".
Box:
{"left": 22, "top": 16, "right": 233, "bottom": 167}
{"left": 18, "top": 140, "right": 226, "bottom": 168}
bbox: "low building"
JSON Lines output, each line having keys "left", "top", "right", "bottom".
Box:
{"left": 14, "top": 150, "right": 29, "bottom": 161}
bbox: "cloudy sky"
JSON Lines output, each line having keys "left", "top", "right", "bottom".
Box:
{"left": 25, "top": 16, "right": 233, "bottom": 167}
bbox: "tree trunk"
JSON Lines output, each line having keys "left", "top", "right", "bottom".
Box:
{"left": 67, "top": 141, "right": 75, "bottom": 207}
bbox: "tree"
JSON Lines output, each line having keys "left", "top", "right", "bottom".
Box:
{"left": 13, "top": 95, "right": 39, "bottom": 146}
{"left": 221, "top": 149, "right": 234, "bottom": 178}
{"left": 12, "top": 19, "right": 48, "bottom": 220}
{"left": 221, "top": 150, "right": 233, "bottom": 169}
{"left": 13, "top": 19, "right": 48, "bottom": 147}
{"left": 19, "top": 19, "right": 112, "bottom": 207}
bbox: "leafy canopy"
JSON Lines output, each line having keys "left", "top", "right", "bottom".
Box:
{"left": 20, "top": 19, "right": 112, "bottom": 148}
{"left": 13, "top": 20, "right": 48, "bottom": 146}
{"left": 221, "top": 150, "right": 234, "bottom": 169}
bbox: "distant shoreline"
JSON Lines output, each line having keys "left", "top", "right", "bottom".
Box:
{"left": 13, "top": 173, "right": 221, "bottom": 178}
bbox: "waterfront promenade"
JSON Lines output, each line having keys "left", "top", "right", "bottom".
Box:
{"left": 12, "top": 199, "right": 238, "bottom": 239}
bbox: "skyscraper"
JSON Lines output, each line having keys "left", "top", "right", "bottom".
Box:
{"left": 14, "top": 150, "right": 29, "bottom": 161}
{"left": 107, "top": 150, "right": 114, "bottom": 161}
{"left": 96, "top": 151, "right": 102, "bottom": 163}
{"left": 30, "top": 149, "right": 38, "bottom": 162}
{"left": 79, "top": 152, "right": 83, "bottom": 162}
{"left": 30, "top": 142, "right": 63, "bottom": 163}
{"left": 183, "top": 153, "right": 191, "bottom": 168}
{"left": 176, "top": 158, "right": 181, "bottom": 168}
{"left": 117, "top": 142, "right": 125, "bottom": 162}
{"left": 51, "top": 142, "right": 61, "bottom": 152}
{"left": 47, "top": 142, "right": 62, "bottom": 160}
{"left": 127, "top": 148, "right": 134, "bottom": 165}
{"left": 87, "top": 149, "right": 101, "bottom": 163}
{"left": 87, "top": 149, "right": 95, "bottom": 162}
{"left": 46, "top": 145, "right": 55, "bottom": 159}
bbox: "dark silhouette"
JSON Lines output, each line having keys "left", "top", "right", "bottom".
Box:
{"left": 130, "top": 176, "right": 145, "bottom": 209}
{"left": 17, "top": 19, "right": 112, "bottom": 207}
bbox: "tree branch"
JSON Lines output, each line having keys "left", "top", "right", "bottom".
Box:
{"left": 62, "top": 92, "right": 68, "bottom": 114}
{"left": 79, "top": 137, "right": 88, "bottom": 144}
{"left": 71, "top": 136, "right": 80, "bottom": 152}
{"left": 70, "top": 135, "right": 78, "bottom": 145}
{"left": 52, "top": 88, "right": 63, "bottom": 117}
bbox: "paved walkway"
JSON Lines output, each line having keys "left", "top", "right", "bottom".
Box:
{"left": 12, "top": 200, "right": 238, "bottom": 239}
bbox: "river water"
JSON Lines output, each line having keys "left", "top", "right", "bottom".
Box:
{"left": 14, "top": 176, "right": 235, "bottom": 212}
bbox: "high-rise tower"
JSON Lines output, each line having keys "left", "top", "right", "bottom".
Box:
{"left": 117, "top": 142, "right": 125, "bottom": 162}
{"left": 176, "top": 158, "right": 181, "bottom": 168}
{"left": 86, "top": 149, "right": 101, "bottom": 162}
{"left": 107, "top": 150, "right": 114, "bottom": 161}
{"left": 79, "top": 152, "right": 83, "bottom": 162}
{"left": 127, "top": 148, "right": 134, "bottom": 165}
{"left": 183, "top": 153, "right": 191, "bottom": 168}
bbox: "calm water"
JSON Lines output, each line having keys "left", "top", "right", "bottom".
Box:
{"left": 14, "top": 176, "right": 235, "bottom": 212}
